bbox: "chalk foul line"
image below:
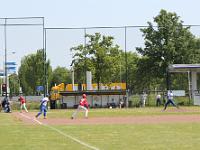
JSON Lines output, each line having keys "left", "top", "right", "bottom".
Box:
{"left": 19, "top": 113, "right": 99, "bottom": 150}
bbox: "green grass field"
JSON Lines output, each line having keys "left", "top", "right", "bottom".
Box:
{"left": 1, "top": 107, "right": 200, "bottom": 150}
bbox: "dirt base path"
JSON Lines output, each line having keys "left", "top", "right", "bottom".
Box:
{"left": 12, "top": 111, "right": 200, "bottom": 125}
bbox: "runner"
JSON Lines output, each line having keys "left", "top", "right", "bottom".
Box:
{"left": 19, "top": 96, "right": 28, "bottom": 113}
{"left": 35, "top": 96, "right": 49, "bottom": 119}
{"left": 71, "top": 94, "right": 89, "bottom": 119}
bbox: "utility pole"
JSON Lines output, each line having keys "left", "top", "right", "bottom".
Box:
{"left": 4, "top": 18, "right": 7, "bottom": 97}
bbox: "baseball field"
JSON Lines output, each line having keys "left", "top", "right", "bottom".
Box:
{"left": 1, "top": 107, "right": 200, "bottom": 150}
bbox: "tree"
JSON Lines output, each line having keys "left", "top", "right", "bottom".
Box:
{"left": 9, "top": 73, "right": 20, "bottom": 96}
{"left": 71, "top": 33, "right": 122, "bottom": 89}
{"left": 120, "top": 51, "right": 140, "bottom": 93}
{"left": 50, "top": 66, "right": 71, "bottom": 87}
{"left": 136, "top": 9, "right": 200, "bottom": 90}
{"left": 18, "top": 49, "right": 52, "bottom": 95}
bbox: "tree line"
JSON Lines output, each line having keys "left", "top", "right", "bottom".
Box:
{"left": 6, "top": 9, "right": 200, "bottom": 96}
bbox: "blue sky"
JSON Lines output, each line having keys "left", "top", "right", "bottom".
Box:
{"left": 0, "top": 0, "right": 200, "bottom": 70}
{"left": 1, "top": 0, "right": 199, "bottom": 26}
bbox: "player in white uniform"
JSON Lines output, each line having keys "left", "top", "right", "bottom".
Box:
{"left": 163, "top": 91, "right": 179, "bottom": 111}
{"left": 35, "top": 97, "right": 49, "bottom": 119}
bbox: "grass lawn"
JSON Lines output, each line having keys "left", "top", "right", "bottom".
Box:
{"left": 0, "top": 106, "right": 200, "bottom": 150}
{"left": 46, "top": 106, "right": 200, "bottom": 118}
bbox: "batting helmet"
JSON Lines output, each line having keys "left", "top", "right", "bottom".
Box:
{"left": 82, "top": 94, "right": 86, "bottom": 98}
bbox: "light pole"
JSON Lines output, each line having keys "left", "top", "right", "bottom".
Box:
{"left": 71, "top": 67, "right": 75, "bottom": 91}
{"left": 70, "top": 60, "right": 76, "bottom": 91}
{"left": 124, "top": 26, "right": 129, "bottom": 107}
{"left": 3, "top": 19, "right": 16, "bottom": 96}
{"left": 4, "top": 18, "right": 7, "bottom": 97}
{"left": 3, "top": 51, "right": 17, "bottom": 96}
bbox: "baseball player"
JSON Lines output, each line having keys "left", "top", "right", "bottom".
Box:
{"left": 35, "top": 96, "right": 49, "bottom": 119}
{"left": 19, "top": 96, "right": 28, "bottom": 113}
{"left": 71, "top": 94, "right": 89, "bottom": 119}
{"left": 163, "top": 90, "right": 179, "bottom": 111}
{"left": 1, "top": 96, "right": 11, "bottom": 113}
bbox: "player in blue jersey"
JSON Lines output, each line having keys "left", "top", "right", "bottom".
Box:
{"left": 35, "top": 96, "right": 49, "bottom": 119}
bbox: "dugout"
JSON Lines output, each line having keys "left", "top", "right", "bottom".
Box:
{"left": 59, "top": 90, "right": 127, "bottom": 108}
{"left": 168, "top": 64, "right": 200, "bottom": 105}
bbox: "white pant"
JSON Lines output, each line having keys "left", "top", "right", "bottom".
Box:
{"left": 72, "top": 105, "right": 88, "bottom": 118}
{"left": 141, "top": 100, "right": 146, "bottom": 107}
{"left": 20, "top": 103, "right": 28, "bottom": 112}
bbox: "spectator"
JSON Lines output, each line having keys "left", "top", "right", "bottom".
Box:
{"left": 140, "top": 92, "right": 147, "bottom": 107}
{"left": 119, "top": 99, "right": 124, "bottom": 109}
{"left": 156, "top": 94, "right": 162, "bottom": 106}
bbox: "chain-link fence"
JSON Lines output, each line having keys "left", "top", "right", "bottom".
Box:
{"left": 128, "top": 90, "right": 192, "bottom": 107}
{"left": 0, "top": 17, "right": 45, "bottom": 96}
{"left": 1, "top": 17, "right": 200, "bottom": 98}
{"left": 45, "top": 25, "right": 200, "bottom": 68}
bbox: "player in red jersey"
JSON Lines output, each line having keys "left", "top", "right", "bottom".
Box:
{"left": 19, "top": 96, "right": 28, "bottom": 113}
{"left": 71, "top": 94, "right": 89, "bottom": 119}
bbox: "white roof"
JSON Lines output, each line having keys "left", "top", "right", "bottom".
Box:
{"left": 168, "top": 64, "right": 200, "bottom": 72}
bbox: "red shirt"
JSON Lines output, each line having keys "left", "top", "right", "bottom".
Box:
{"left": 19, "top": 96, "right": 26, "bottom": 104}
{"left": 79, "top": 98, "right": 88, "bottom": 107}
